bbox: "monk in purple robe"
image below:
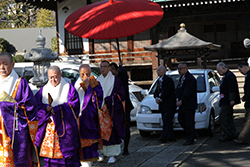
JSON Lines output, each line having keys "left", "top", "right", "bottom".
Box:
{"left": 34, "top": 65, "right": 80, "bottom": 167}
{"left": 0, "top": 52, "right": 36, "bottom": 166}
{"left": 97, "top": 60, "right": 125, "bottom": 164}
{"left": 74, "top": 64, "right": 103, "bottom": 166}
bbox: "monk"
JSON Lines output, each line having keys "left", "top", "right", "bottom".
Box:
{"left": 74, "top": 64, "right": 103, "bottom": 167}
{"left": 0, "top": 52, "right": 37, "bottom": 166}
{"left": 34, "top": 65, "right": 81, "bottom": 167}
{"left": 97, "top": 60, "right": 126, "bottom": 164}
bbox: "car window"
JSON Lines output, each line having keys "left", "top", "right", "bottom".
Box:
{"left": 212, "top": 71, "right": 221, "bottom": 86}
{"left": 91, "top": 67, "right": 101, "bottom": 77}
{"left": 148, "top": 82, "right": 158, "bottom": 94}
{"left": 148, "top": 73, "right": 206, "bottom": 94}
{"left": 208, "top": 71, "right": 217, "bottom": 90}
{"left": 61, "top": 69, "right": 80, "bottom": 83}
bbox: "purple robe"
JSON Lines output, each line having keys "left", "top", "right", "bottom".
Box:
{"left": 77, "top": 82, "right": 103, "bottom": 160}
{"left": 103, "top": 76, "right": 126, "bottom": 146}
{"left": 34, "top": 83, "right": 80, "bottom": 167}
{"left": 0, "top": 78, "right": 36, "bottom": 167}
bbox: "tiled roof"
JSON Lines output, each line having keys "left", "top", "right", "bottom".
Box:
{"left": 152, "top": 0, "right": 246, "bottom": 8}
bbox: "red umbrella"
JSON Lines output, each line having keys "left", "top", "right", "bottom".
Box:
{"left": 65, "top": 0, "right": 163, "bottom": 62}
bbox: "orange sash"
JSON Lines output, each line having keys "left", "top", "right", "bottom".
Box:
{"left": 0, "top": 78, "right": 22, "bottom": 166}
{"left": 0, "top": 116, "right": 14, "bottom": 166}
{"left": 39, "top": 119, "right": 63, "bottom": 159}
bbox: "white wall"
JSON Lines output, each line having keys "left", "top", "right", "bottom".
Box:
{"left": 0, "top": 26, "right": 56, "bottom": 53}
{"left": 57, "top": 0, "right": 90, "bottom": 54}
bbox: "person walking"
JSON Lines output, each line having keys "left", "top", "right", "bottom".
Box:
{"left": 0, "top": 52, "right": 37, "bottom": 166}
{"left": 110, "top": 62, "right": 134, "bottom": 155}
{"left": 34, "top": 65, "right": 81, "bottom": 166}
{"left": 154, "top": 65, "right": 176, "bottom": 143}
{"left": 175, "top": 63, "right": 197, "bottom": 145}
{"left": 234, "top": 61, "right": 250, "bottom": 144}
{"left": 74, "top": 64, "right": 103, "bottom": 166}
{"left": 216, "top": 62, "right": 240, "bottom": 142}
{"left": 97, "top": 60, "right": 126, "bottom": 163}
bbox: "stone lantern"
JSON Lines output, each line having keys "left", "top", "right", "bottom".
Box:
{"left": 24, "top": 30, "right": 59, "bottom": 87}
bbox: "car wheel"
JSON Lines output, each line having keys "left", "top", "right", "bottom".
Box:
{"left": 139, "top": 130, "right": 151, "bottom": 137}
{"left": 205, "top": 112, "right": 215, "bottom": 136}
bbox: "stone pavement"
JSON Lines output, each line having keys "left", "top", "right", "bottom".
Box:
{"left": 91, "top": 127, "right": 210, "bottom": 167}
{"left": 91, "top": 104, "right": 247, "bottom": 167}
{"left": 180, "top": 108, "right": 250, "bottom": 167}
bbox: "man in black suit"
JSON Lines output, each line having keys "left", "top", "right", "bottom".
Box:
{"left": 154, "top": 65, "right": 176, "bottom": 143}
{"left": 110, "top": 62, "right": 134, "bottom": 155}
{"left": 217, "top": 62, "right": 240, "bottom": 142}
{"left": 175, "top": 63, "right": 197, "bottom": 145}
{"left": 234, "top": 61, "right": 250, "bottom": 144}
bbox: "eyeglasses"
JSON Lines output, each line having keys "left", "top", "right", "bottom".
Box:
{"left": 100, "top": 65, "right": 110, "bottom": 68}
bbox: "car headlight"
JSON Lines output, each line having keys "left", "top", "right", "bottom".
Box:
{"left": 138, "top": 105, "right": 152, "bottom": 114}
{"left": 197, "top": 102, "right": 207, "bottom": 113}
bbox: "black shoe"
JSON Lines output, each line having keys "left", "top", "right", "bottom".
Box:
{"left": 157, "top": 137, "right": 167, "bottom": 143}
{"left": 183, "top": 141, "right": 194, "bottom": 146}
{"left": 219, "top": 135, "right": 234, "bottom": 142}
{"left": 166, "top": 137, "right": 177, "bottom": 142}
{"left": 122, "top": 149, "right": 129, "bottom": 155}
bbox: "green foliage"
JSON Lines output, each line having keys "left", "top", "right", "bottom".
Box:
{"left": 36, "top": 8, "right": 55, "bottom": 27}
{"left": 13, "top": 54, "right": 25, "bottom": 62}
{"left": 0, "top": 38, "right": 17, "bottom": 53}
{"left": 0, "top": 0, "right": 37, "bottom": 29}
{"left": 0, "top": 38, "right": 8, "bottom": 53}
{"left": 51, "top": 36, "right": 58, "bottom": 52}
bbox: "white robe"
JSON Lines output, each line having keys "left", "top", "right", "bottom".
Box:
{"left": 74, "top": 77, "right": 85, "bottom": 113}
{"left": 42, "top": 77, "right": 69, "bottom": 107}
{"left": 0, "top": 69, "right": 19, "bottom": 96}
{"left": 97, "top": 71, "right": 114, "bottom": 107}
{"left": 96, "top": 71, "right": 121, "bottom": 157}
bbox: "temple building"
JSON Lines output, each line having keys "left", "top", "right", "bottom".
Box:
{"left": 16, "top": 0, "right": 250, "bottom": 87}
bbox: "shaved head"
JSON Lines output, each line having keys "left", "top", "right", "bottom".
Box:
{"left": 79, "top": 64, "right": 91, "bottom": 81}
{"left": 79, "top": 64, "right": 91, "bottom": 72}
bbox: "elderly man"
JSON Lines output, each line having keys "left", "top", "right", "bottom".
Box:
{"left": 0, "top": 52, "right": 36, "bottom": 166}
{"left": 154, "top": 65, "right": 176, "bottom": 143}
{"left": 74, "top": 64, "right": 103, "bottom": 166}
{"left": 97, "top": 60, "right": 125, "bottom": 164}
{"left": 110, "top": 62, "right": 134, "bottom": 155}
{"left": 34, "top": 65, "right": 81, "bottom": 166}
{"left": 234, "top": 61, "right": 250, "bottom": 144}
{"left": 175, "top": 63, "right": 197, "bottom": 145}
{"left": 217, "top": 62, "right": 240, "bottom": 142}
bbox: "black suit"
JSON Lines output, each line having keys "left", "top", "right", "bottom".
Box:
{"left": 175, "top": 71, "right": 197, "bottom": 143}
{"left": 154, "top": 75, "right": 176, "bottom": 139}
{"left": 242, "top": 70, "right": 250, "bottom": 108}
{"left": 117, "top": 65, "right": 134, "bottom": 153}
{"left": 238, "top": 70, "right": 250, "bottom": 142}
{"left": 219, "top": 70, "right": 240, "bottom": 138}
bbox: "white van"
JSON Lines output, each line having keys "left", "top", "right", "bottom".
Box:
{"left": 136, "top": 69, "right": 221, "bottom": 137}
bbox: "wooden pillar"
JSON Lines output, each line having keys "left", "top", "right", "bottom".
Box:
{"left": 127, "top": 36, "right": 133, "bottom": 52}
{"left": 152, "top": 52, "right": 158, "bottom": 81}
{"left": 166, "top": 58, "right": 172, "bottom": 71}
{"left": 203, "top": 56, "right": 207, "bottom": 69}
{"left": 150, "top": 25, "right": 159, "bottom": 81}
{"left": 88, "top": 0, "right": 94, "bottom": 54}
{"left": 197, "top": 57, "right": 202, "bottom": 69}
{"left": 89, "top": 39, "right": 94, "bottom": 54}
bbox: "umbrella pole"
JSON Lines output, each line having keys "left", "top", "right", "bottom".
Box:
{"left": 116, "top": 38, "right": 122, "bottom": 63}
